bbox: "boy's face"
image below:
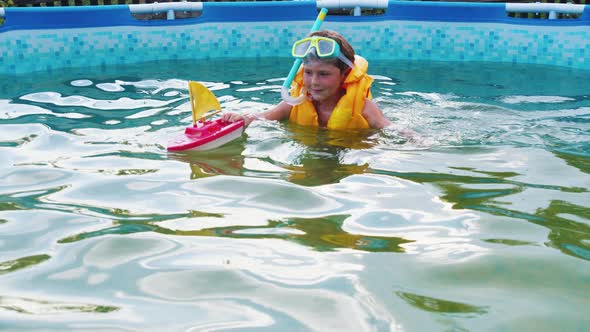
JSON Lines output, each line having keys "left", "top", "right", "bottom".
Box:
{"left": 303, "top": 60, "right": 347, "bottom": 103}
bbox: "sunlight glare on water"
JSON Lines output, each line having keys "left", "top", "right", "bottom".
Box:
{"left": 0, "top": 59, "right": 589, "bottom": 331}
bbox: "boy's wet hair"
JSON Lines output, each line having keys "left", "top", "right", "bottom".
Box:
{"left": 303, "top": 30, "right": 355, "bottom": 73}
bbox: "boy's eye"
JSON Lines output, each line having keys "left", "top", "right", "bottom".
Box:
{"left": 303, "top": 70, "right": 333, "bottom": 77}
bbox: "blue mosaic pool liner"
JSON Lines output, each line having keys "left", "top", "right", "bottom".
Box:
{"left": 1, "top": 1, "right": 589, "bottom": 74}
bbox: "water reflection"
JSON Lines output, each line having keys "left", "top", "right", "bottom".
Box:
{"left": 59, "top": 214, "right": 411, "bottom": 253}
{"left": 372, "top": 163, "right": 590, "bottom": 261}
{"left": 167, "top": 142, "right": 246, "bottom": 179}
{"left": 285, "top": 123, "right": 380, "bottom": 150}
{"left": 552, "top": 149, "right": 590, "bottom": 175}
{"left": 169, "top": 122, "right": 377, "bottom": 186}
{"left": 396, "top": 291, "right": 488, "bottom": 315}
{"left": 0, "top": 295, "right": 118, "bottom": 314}
{"left": 0, "top": 254, "right": 51, "bottom": 275}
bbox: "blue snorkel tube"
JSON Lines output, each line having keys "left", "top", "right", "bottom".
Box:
{"left": 281, "top": 8, "right": 328, "bottom": 106}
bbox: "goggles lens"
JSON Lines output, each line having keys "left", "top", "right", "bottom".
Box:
{"left": 316, "top": 38, "right": 337, "bottom": 56}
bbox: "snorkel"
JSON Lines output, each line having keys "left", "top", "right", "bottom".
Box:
{"left": 281, "top": 7, "right": 328, "bottom": 106}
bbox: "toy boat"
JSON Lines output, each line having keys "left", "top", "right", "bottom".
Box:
{"left": 167, "top": 118, "right": 244, "bottom": 151}
{"left": 167, "top": 81, "right": 245, "bottom": 152}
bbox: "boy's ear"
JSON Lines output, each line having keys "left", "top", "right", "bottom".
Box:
{"left": 342, "top": 68, "right": 351, "bottom": 79}
{"left": 340, "top": 72, "right": 349, "bottom": 87}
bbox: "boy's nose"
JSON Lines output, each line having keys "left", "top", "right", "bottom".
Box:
{"left": 310, "top": 74, "right": 320, "bottom": 85}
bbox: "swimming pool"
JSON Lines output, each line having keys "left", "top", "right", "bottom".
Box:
{"left": 1, "top": 1, "right": 590, "bottom": 74}
{"left": 1, "top": 1, "right": 590, "bottom": 331}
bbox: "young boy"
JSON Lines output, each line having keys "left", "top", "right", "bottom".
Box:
{"left": 222, "top": 30, "right": 392, "bottom": 129}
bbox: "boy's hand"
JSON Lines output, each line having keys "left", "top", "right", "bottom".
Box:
{"left": 222, "top": 112, "right": 258, "bottom": 126}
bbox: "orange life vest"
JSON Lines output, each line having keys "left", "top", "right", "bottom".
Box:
{"left": 288, "top": 55, "right": 373, "bottom": 130}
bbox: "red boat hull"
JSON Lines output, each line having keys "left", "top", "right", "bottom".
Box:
{"left": 167, "top": 119, "right": 245, "bottom": 151}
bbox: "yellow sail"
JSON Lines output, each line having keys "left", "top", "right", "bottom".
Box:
{"left": 188, "top": 81, "right": 221, "bottom": 125}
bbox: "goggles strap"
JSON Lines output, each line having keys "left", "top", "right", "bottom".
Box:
{"left": 337, "top": 54, "right": 354, "bottom": 69}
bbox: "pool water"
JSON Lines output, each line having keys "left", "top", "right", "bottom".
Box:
{"left": 1, "top": 58, "right": 589, "bottom": 331}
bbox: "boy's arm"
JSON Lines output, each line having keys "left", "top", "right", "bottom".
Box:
{"left": 362, "top": 99, "right": 392, "bottom": 129}
{"left": 260, "top": 101, "right": 292, "bottom": 122}
{"left": 222, "top": 101, "right": 293, "bottom": 126}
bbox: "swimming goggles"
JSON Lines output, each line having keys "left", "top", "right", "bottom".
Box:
{"left": 292, "top": 36, "right": 354, "bottom": 69}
